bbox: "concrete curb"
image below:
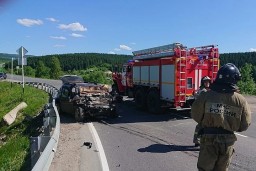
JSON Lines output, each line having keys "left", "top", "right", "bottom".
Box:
{"left": 3, "top": 102, "right": 28, "bottom": 125}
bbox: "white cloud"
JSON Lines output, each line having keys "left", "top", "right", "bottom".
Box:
{"left": 50, "top": 36, "right": 66, "bottom": 40}
{"left": 54, "top": 44, "right": 65, "bottom": 47}
{"left": 120, "top": 45, "right": 132, "bottom": 51}
{"left": 130, "top": 42, "right": 136, "bottom": 45}
{"left": 114, "top": 48, "right": 121, "bottom": 51}
{"left": 249, "top": 48, "right": 256, "bottom": 52}
{"left": 58, "top": 22, "right": 87, "bottom": 31}
{"left": 108, "top": 51, "right": 116, "bottom": 54}
{"left": 46, "top": 17, "right": 59, "bottom": 22}
{"left": 70, "top": 33, "right": 84, "bottom": 38}
{"left": 17, "top": 18, "right": 43, "bottom": 27}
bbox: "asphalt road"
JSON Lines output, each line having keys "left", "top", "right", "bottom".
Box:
{"left": 94, "top": 97, "right": 256, "bottom": 171}
{"left": 6, "top": 74, "right": 256, "bottom": 171}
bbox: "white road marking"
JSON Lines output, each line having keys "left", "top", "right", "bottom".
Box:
{"left": 88, "top": 122, "right": 110, "bottom": 171}
{"left": 235, "top": 132, "right": 248, "bottom": 138}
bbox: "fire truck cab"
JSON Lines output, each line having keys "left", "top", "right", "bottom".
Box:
{"left": 112, "top": 43, "right": 219, "bottom": 113}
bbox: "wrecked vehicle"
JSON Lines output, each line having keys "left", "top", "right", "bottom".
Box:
{"left": 56, "top": 75, "right": 117, "bottom": 122}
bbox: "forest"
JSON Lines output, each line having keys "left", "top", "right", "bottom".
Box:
{"left": 2, "top": 51, "right": 256, "bottom": 94}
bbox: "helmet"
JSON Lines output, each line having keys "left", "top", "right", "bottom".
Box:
{"left": 201, "top": 76, "right": 211, "bottom": 82}
{"left": 215, "top": 63, "right": 241, "bottom": 84}
{"left": 200, "top": 76, "right": 211, "bottom": 88}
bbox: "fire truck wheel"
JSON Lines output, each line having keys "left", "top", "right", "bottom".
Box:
{"left": 147, "top": 89, "right": 161, "bottom": 114}
{"left": 75, "top": 106, "right": 84, "bottom": 122}
{"left": 135, "top": 88, "right": 146, "bottom": 109}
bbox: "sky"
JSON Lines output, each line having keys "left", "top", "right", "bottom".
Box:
{"left": 0, "top": 0, "right": 256, "bottom": 56}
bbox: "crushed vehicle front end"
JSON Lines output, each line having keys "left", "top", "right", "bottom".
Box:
{"left": 72, "top": 83, "right": 117, "bottom": 121}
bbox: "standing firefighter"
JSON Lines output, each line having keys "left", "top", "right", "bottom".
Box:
{"left": 193, "top": 76, "right": 211, "bottom": 147}
{"left": 191, "top": 63, "right": 251, "bottom": 171}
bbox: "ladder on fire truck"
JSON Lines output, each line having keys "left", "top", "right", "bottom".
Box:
{"left": 210, "top": 46, "right": 219, "bottom": 80}
{"left": 189, "top": 45, "right": 219, "bottom": 80}
{"left": 132, "top": 43, "right": 185, "bottom": 60}
{"left": 176, "top": 48, "right": 187, "bottom": 105}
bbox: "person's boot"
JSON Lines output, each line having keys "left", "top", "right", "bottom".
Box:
{"left": 193, "top": 139, "right": 200, "bottom": 147}
{"left": 194, "top": 143, "right": 200, "bottom": 147}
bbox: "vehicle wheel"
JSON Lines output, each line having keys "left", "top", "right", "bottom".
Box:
{"left": 110, "top": 107, "right": 118, "bottom": 118}
{"left": 55, "top": 98, "right": 62, "bottom": 114}
{"left": 135, "top": 88, "right": 146, "bottom": 109}
{"left": 147, "top": 89, "right": 161, "bottom": 114}
{"left": 75, "top": 107, "right": 84, "bottom": 122}
{"left": 56, "top": 105, "right": 63, "bottom": 114}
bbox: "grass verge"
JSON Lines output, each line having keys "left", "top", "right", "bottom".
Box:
{"left": 0, "top": 81, "right": 49, "bottom": 171}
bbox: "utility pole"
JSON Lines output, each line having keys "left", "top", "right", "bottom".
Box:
{"left": 11, "top": 57, "right": 13, "bottom": 87}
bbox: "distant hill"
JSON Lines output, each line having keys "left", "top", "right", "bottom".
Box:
{"left": 0, "top": 53, "right": 35, "bottom": 65}
{"left": 0, "top": 53, "right": 34, "bottom": 59}
{"left": 3, "top": 51, "right": 256, "bottom": 71}
{"left": 0, "top": 53, "right": 19, "bottom": 59}
{"left": 3, "top": 52, "right": 132, "bottom": 72}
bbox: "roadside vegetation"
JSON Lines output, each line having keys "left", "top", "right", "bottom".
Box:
{"left": 0, "top": 81, "right": 49, "bottom": 171}
{"left": 3, "top": 53, "right": 131, "bottom": 85}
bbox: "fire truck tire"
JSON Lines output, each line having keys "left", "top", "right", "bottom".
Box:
{"left": 184, "top": 99, "right": 194, "bottom": 108}
{"left": 147, "top": 89, "right": 161, "bottom": 114}
{"left": 75, "top": 106, "right": 84, "bottom": 122}
{"left": 135, "top": 88, "right": 146, "bottom": 109}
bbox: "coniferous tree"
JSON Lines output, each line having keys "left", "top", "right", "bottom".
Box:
{"left": 238, "top": 63, "right": 256, "bottom": 94}
{"left": 49, "top": 56, "right": 62, "bottom": 79}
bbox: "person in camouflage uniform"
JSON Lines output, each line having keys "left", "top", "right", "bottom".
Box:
{"left": 193, "top": 76, "right": 211, "bottom": 147}
{"left": 191, "top": 63, "right": 251, "bottom": 171}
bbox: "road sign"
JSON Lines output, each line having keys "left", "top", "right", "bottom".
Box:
{"left": 17, "top": 46, "right": 28, "bottom": 65}
{"left": 16, "top": 46, "right": 28, "bottom": 94}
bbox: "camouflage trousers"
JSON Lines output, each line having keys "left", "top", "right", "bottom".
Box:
{"left": 197, "top": 135, "right": 235, "bottom": 171}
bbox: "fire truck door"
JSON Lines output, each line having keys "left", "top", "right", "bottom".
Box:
{"left": 194, "top": 69, "right": 202, "bottom": 90}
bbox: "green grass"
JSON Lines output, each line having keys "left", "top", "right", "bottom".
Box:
{"left": 0, "top": 81, "right": 49, "bottom": 171}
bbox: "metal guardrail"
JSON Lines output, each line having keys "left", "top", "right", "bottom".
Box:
{"left": 15, "top": 82, "right": 60, "bottom": 171}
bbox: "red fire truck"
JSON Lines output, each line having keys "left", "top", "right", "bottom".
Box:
{"left": 112, "top": 43, "right": 219, "bottom": 113}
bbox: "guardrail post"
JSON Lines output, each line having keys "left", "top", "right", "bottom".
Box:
{"left": 40, "top": 136, "right": 51, "bottom": 152}
{"left": 30, "top": 137, "right": 41, "bottom": 168}
{"left": 43, "top": 117, "right": 51, "bottom": 136}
